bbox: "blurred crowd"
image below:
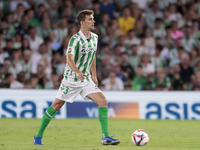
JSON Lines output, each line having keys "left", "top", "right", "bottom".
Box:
{"left": 0, "top": 0, "right": 200, "bottom": 91}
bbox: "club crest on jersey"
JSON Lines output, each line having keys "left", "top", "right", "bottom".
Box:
{"left": 68, "top": 47, "right": 72, "bottom": 53}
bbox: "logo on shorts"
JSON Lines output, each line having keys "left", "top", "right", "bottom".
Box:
{"left": 95, "top": 85, "right": 98, "bottom": 89}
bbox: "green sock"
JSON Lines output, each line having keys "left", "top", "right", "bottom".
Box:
{"left": 35, "top": 106, "right": 57, "bottom": 138}
{"left": 98, "top": 107, "right": 109, "bottom": 138}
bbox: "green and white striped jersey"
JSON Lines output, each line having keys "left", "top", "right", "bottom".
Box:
{"left": 64, "top": 30, "right": 98, "bottom": 82}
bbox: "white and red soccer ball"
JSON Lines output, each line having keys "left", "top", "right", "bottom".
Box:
{"left": 131, "top": 129, "right": 149, "bottom": 146}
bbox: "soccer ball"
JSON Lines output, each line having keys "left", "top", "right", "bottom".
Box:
{"left": 131, "top": 129, "right": 149, "bottom": 146}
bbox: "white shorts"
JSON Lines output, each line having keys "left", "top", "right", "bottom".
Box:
{"left": 55, "top": 78, "right": 102, "bottom": 103}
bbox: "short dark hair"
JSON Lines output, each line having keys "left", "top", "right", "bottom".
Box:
{"left": 155, "top": 37, "right": 161, "bottom": 41}
{"left": 155, "top": 18, "right": 163, "bottom": 22}
{"left": 138, "top": 33, "right": 145, "bottom": 38}
{"left": 156, "top": 44, "right": 163, "bottom": 51}
{"left": 192, "top": 19, "right": 199, "bottom": 24}
{"left": 185, "top": 25, "right": 191, "bottom": 29}
{"left": 177, "top": 46, "right": 184, "bottom": 51}
{"left": 92, "top": 0, "right": 100, "bottom": 4}
{"left": 29, "top": 26, "right": 35, "bottom": 31}
{"left": 165, "top": 26, "right": 171, "bottom": 30}
{"left": 38, "top": 3, "right": 45, "bottom": 8}
{"left": 17, "top": 3, "right": 23, "bottom": 8}
{"left": 24, "top": 8, "right": 34, "bottom": 15}
{"left": 0, "top": 30, "right": 4, "bottom": 35}
{"left": 76, "top": 10, "right": 94, "bottom": 25}
{"left": 1, "top": 18, "right": 7, "bottom": 23}
{"left": 21, "top": 14, "right": 28, "bottom": 20}
{"left": 14, "top": 32, "right": 21, "bottom": 36}
{"left": 113, "top": 44, "right": 122, "bottom": 49}
{"left": 156, "top": 84, "right": 166, "bottom": 89}
{"left": 128, "top": 29, "right": 135, "bottom": 34}
{"left": 137, "top": 64, "right": 142, "bottom": 68}
{"left": 12, "top": 49, "right": 19, "bottom": 54}
{"left": 101, "top": 43, "right": 109, "bottom": 47}
{"left": 6, "top": 39, "right": 12, "bottom": 42}
{"left": 5, "top": 73, "right": 12, "bottom": 79}
{"left": 4, "top": 57, "right": 11, "bottom": 61}
{"left": 30, "top": 73, "right": 38, "bottom": 78}
{"left": 52, "top": 50, "right": 61, "bottom": 55}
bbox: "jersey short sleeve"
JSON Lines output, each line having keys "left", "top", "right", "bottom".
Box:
{"left": 66, "top": 36, "right": 79, "bottom": 55}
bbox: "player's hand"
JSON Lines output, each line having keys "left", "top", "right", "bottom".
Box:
{"left": 92, "top": 76, "right": 98, "bottom": 86}
{"left": 76, "top": 72, "right": 87, "bottom": 81}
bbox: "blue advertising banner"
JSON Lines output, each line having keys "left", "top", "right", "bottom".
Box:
{"left": 67, "top": 102, "right": 139, "bottom": 118}
{"left": 1, "top": 89, "right": 200, "bottom": 120}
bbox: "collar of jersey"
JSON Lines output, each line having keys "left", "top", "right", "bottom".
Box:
{"left": 79, "top": 30, "right": 92, "bottom": 42}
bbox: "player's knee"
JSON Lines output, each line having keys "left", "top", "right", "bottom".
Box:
{"left": 52, "top": 103, "right": 62, "bottom": 111}
{"left": 99, "top": 98, "right": 108, "bottom": 107}
{"left": 51, "top": 102, "right": 64, "bottom": 111}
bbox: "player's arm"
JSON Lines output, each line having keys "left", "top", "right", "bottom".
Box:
{"left": 90, "top": 55, "right": 98, "bottom": 86}
{"left": 66, "top": 37, "right": 86, "bottom": 81}
{"left": 67, "top": 54, "right": 86, "bottom": 81}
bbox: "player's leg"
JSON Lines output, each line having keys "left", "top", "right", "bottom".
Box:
{"left": 33, "top": 98, "right": 65, "bottom": 145}
{"left": 87, "top": 92, "right": 121, "bottom": 145}
{"left": 87, "top": 92, "right": 108, "bottom": 136}
{"left": 34, "top": 79, "right": 82, "bottom": 145}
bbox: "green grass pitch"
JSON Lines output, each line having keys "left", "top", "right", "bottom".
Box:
{"left": 0, "top": 119, "right": 199, "bottom": 150}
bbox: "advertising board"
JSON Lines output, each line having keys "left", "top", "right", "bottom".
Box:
{"left": 0, "top": 90, "right": 200, "bottom": 120}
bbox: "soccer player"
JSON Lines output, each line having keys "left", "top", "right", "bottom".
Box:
{"left": 33, "top": 10, "right": 121, "bottom": 145}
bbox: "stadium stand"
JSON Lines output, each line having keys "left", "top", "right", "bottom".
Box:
{"left": 0, "top": 0, "right": 200, "bottom": 91}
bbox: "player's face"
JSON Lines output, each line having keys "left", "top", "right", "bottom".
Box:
{"left": 84, "top": 14, "right": 95, "bottom": 30}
